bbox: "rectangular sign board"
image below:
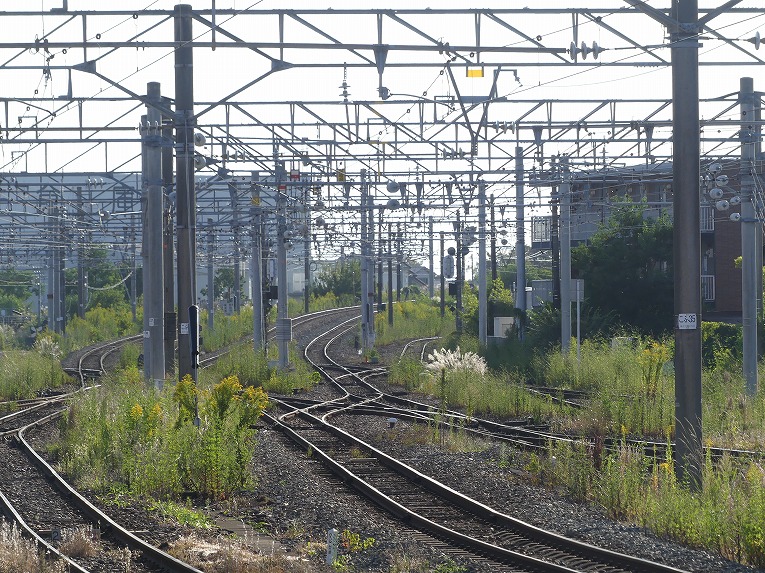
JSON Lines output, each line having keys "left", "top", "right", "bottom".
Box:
{"left": 677, "top": 313, "right": 698, "bottom": 330}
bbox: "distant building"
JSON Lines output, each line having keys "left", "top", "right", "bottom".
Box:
{"left": 530, "top": 162, "right": 763, "bottom": 322}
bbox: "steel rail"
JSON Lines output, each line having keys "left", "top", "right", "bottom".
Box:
{"left": 15, "top": 412, "right": 205, "bottom": 573}
{"left": 271, "top": 404, "right": 689, "bottom": 573}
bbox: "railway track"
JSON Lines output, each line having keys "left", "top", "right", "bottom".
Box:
{"left": 0, "top": 336, "right": 204, "bottom": 573}
{"left": 0, "top": 308, "right": 364, "bottom": 573}
{"left": 269, "top": 319, "right": 691, "bottom": 573}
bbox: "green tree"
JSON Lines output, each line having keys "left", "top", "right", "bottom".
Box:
{"left": 0, "top": 269, "right": 36, "bottom": 311}
{"left": 201, "top": 267, "right": 247, "bottom": 303}
{"left": 498, "top": 259, "right": 552, "bottom": 291}
{"left": 312, "top": 258, "right": 360, "bottom": 299}
{"left": 572, "top": 203, "right": 673, "bottom": 336}
{"left": 65, "top": 249, "right": 134, "bottom": 318}
{"left": 463, "top": 277, "right": 515, "bottom": 336}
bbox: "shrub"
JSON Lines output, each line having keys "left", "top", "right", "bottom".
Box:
{"left": 58, "top": 371, "right": 268, "bottom": 500}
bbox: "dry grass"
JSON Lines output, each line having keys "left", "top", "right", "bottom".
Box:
{"left": 58, "top": 525, "right": 99, "bottom": 558}
{"left": 388, "top": 552, "right": 430, "bottom": 572}
{"left": 169, "top": 534, "right": 319, "bottom": 573}
{"left": 0, "top": 521, "right": 66, "bottom": 573}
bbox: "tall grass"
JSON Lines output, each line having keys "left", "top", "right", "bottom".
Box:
{"left": 530, "top": 438, "right": 765, "bottom": 568}
{"left": 287, "top": 291, "right": 355, "bottom": 315}
{"left": 532, "top": 338, "right": 674, "bottom": 437}
{"left": 201, "top": 306, "right": 254, "bottom": 352}
{"left": 374, "top": 300, "right": 450, "bottom": 345}
{"left": 389, "top": 354, "right": 572, "bottom": 422}
{"left": 0, "top": 349, "right": 71, "bottom": 400}
{"left": 205, "top": 341, "right": 320, "bottom": 394}
{"left": 60, "top": 305, "right": 137, "bottom": 353}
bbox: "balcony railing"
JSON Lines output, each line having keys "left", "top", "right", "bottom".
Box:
{"left": 701, "top": 275, "right": 715, "bottom": 301}
{"left": 700, "top": 205, "right": 714, "bottom": 233}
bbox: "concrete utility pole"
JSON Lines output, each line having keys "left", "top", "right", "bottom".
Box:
{"left": 439, "top": 232, "right": 445, "bottom": 317}
{"left": 162, "top": 99, "right": 176, "bottom": 375}
{"left": 130, "top": 225, "right": 137, "bottom": 324}
{"left": 478, "top": 182, "right": 487, "bottom": 347}
{"left": 455, "top": 211, "right": 463, "bottom": 335}
{"left": 304, "top": 191, "right": 312, "bottom": 315}
{"left": 275, "top": 160, "right": 291, "bottom": 369}
{"left": 740, "top": 77, "right": 758, "bottom": 396}
{"left": 515, "top": 146, "right": 526, "bottom": 322}
{"left": 559, "top": 156, "right": 572, "bottom": 353}
{"left": 229, "top": 182, "right": 241, "bottom": 314}
{"left": 671, "top": 0, "right": 702, "bottom": 486}
{"left": 207, "top": 219, "right": 215, "bottom": 331}
{"left": 144, "top": 81, "right": 166, "bottom": 389}
{"left": 250, "top": 175, "right": 264, "bottom": 352}
{"left": 377, "top": 210, "right": 384, "bottom": 310}
{"left": 141, "top": 114, "right": 151, "bottom": 380}
{"left": 76, "top": 186, "right": 86, "bottom": 320}
{"left": 388, "top": 223, "right": 394, "bottom": 326}
{"left": 428, "top": 217, "right": 435, "bottom": 298}
{"left": 174, "top": 3, "right": 196, "bottom": 381}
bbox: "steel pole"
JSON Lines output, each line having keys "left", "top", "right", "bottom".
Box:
{"left": 174, "top": 3, "right": 196, "bottom": 381}
{"left": 388, "top": 223, "right": 394, "bottom": 326}
{"left": 230, "top": 182, "right": 241, "bottom": 314}
{"left": 560, "top": 157, "right": 571, "bottom": 353}
{"left": 378, "top": 209, "right": 384, "bottom": 309}
{"left": 515, "top": 146, "right": 527, "bottom": 320}
{"left": 396, "top": 223, "right": 402, "bottom": 302}
{"left": 671, "top": 0, "right": 702, "bottom": 486}
{"left": 304, "top": 193, "right": 311, "bottom": 315}
{"left": 440, "top": 232, "right": 445, "bottom": 318}
{"left": 740, "top": 76, "right": 758, "bottom": 396}
{"left": 207, "top": 219, "right": 215, "bottom": 331}
{"left": 456, "top": 211, "right": 463, "bottom": 335}
{"left": 478, "top": 182, "right": 487, "bottom": 347}
{"left": 146, "top": 82, "right": 166, "bottom": 388}
{"left": 490, "top": 197, "right": 497, "bottom": 282}
{"left": 76, "top": 186, "right": 86, "bottom": 320}
{"left": 251, "top": 174, "right": 264, "bottom": 352}
{"left": 429, "top": 216, "right": 435, "bottom": 298}
{"left": 162, "top": 100, "right": 176, "bottom": 375}
{"left": 276, "top": 171, "right": 290, "bottom": 369}
{"left": 360, "top": 172, "right": 369, "bottom": 349}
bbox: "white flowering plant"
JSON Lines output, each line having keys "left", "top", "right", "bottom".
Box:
{"left": 424, "top": 346, "right": 487, "bottom": 376}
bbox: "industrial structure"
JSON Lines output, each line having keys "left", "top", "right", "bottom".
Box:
{"left": 0, "top": 2, "right": 762, "bottom": 481}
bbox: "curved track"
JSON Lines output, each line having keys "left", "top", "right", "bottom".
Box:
{"left": 0, "top": 336, "right": 204, "bottom": 573}
{"left": 267, "top": 319, "right": 690, "bottom": 573}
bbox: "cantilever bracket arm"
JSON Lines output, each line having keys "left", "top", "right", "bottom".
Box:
{"left": 623, "top": 0, "right": 680, "bottom": 30}
{"left": 624, "top": 0, "right": 743, "bottom": 30}
{"left": 697, "top": 0, "right": 744, "bottom": 28}
{"left": 71, "top": 62, "right": 176, "bottom": 120}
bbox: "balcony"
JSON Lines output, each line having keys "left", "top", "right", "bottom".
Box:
{"left": 700, "top": 205, "right": 714, "bottom": 233}
{"left": 701, "top": 275, "right": 715, "bottom": 301}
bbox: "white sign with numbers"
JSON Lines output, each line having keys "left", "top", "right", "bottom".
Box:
{"left": 677, "top": 313, "right": 697, "bottom": 330}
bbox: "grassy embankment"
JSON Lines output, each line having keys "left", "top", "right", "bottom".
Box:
{"left": 384, "top": 301, "right": 765, "bottom": 568}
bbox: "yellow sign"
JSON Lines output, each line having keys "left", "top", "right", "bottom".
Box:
{"left": 466, "top": 67, "right": 484, "bottom": 78}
